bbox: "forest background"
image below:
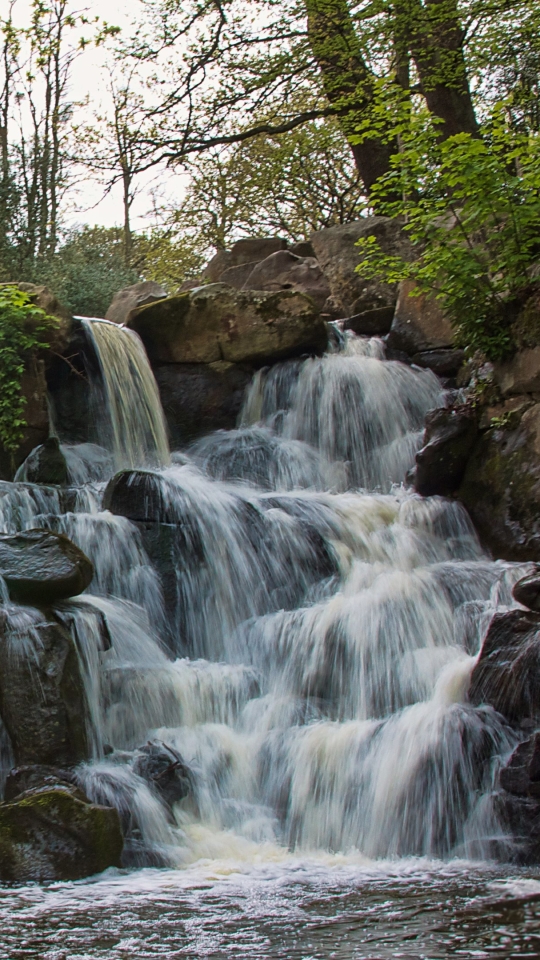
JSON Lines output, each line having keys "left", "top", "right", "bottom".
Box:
{"left": 0, "top": 0, "right": 539, "bottom": 357}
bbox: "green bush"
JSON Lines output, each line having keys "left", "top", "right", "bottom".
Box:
{"left": 0, "top": 285, "right": 58, "bottom": 453}
{"left": 356, "top": 107, "right": 540, "bottom": 360}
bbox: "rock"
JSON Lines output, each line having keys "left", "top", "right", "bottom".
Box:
{"left": 4, "top": 764, "right": 84, "bottom": 802}
{"left": 105, "top": 280, "right": 167, "bottom": 326}
{"left": 343, "top": 306, "right": 395, "bottom": 336}
{"left": 219, "top": 261, "right": 261, "bottom": 289}
{"left": 128, "top": 284, "right": 328, "bottom": 367}
{"left": 310, "top": 217, "right": 410, "bottom": 318}
{"left": 14, "top": 436, "right": 68, "bottom": 485}
{"left": 457, "top": 403, "right": 540, "bottom": 560}
{"left": 103, "top": 470, "right": 172, "bottom": 523}
{"left": 154, "top": 361, "right": 252, "bottom": 447}
{"left": 411, "top": 348, "right": 466, "bottom": 377}
{"left": 242, "top": 251, "right": 331, "bottom": 312}
{"left": 0, "top": 529, "right": 93, "bottom": 604}
{"left": 0, "top": 359, "right": 50, "bottom": 481}
{"left": 0, "top": 788, "right": 123, "bottom": 882}
{"left": 495, "top": 347, "right": 540, "bottom": 397}
{"left": 203, "top": 238, "right": 287, "bottom": 283}
{"left": 14, "top": 282, "right": 72, "bottom": 355}
{"left": 468, "top": 609, "right": 540, "bottom": 723}
{"left": 290, "top": 241, "right": 316, "bottom": 258}
{"left": 0, "top": 610, "right": 92, "bottom": 766}
{"left": 500, "top": 733, "right": 540, "bottom": 797}
{"left": 414, "top": 405, "right": 478, "bottom": 497}
{"left": 46, "top": 319, "right": 102, "bottom": 445}
{"left": 387, "top": 280, "right": 455, "bottom": 355}
{"left": 133, "top": 740, "right": 192, "bottom": 807}
{"left": 203, "top": 249, "right": 233, "bottom": 282}
{"left": 513, "top": 572, "right": 540, "bottom": 611}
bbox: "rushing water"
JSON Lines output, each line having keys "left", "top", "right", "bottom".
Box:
{"left": 1, "top": 321, "right": 539, "bottom": 957}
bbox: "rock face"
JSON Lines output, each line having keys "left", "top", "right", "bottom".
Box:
{"left": 413, "top": 405, "right": 479, "bottom": 497}
{"left": 0, "top": 787, "right": 123, "bottom": 882}
{"left": 128, "top": 284, "right": 328, "bottom": 367}
{"left": 105, "top": 280, "right": 167, "bottom": 326}
{"left": 310, "top": 217, "right": 409, "bottom": 318}
{"left": 154, "top": 362, "right": 252, "bottom": 447}
{"left": 15, "top": 436, "right": 68, "bottom": 485}
{"left": 457, "top": 403, "right": 540, "bottom": 560}
{"left": 495, "top": 347, "right": 540, "bottom": 397}
{"left": 387, "top": 280, "right": 455, "bottom": 355}
{"left": 513, "top": 571, "right": 540, "bottom": 611}
{"left": 343, "top": 306, "right": 395, "bottom": 336}
{"left": 468, "top": 610, "right": 540, "bottom": 724}
{"left": 0, "top": 529, "right": 93, "bottom": 604}
{"left": 0, "top": 358, "right": 50, "bottom": 481}
{"left": 500, "top": 734, "right": 540, "bottom": 797}
{"left": 0, "top": 609, "right": 92, "bottom": 766}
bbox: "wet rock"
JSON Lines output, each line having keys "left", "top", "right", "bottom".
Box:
{"left": 133, "top": 740, "right": 192, "bottom": 807}
{"left": 45, "top": 319, "right": 99, "bottom": 445}
{"left": 0, "top": 788, "right": 123, "bottom": 882}
{"left": 105, "top": 280, "right": 167, "bottom": 326}
{"left": 387, "top": 280, "right": 455, "bottom": 355}
{"left": 103, "top": 469, "right": 172, "bottom": 523}
{"left": 14, "top": 436, "right": 68, "bottom": 485}
{"left": 4, "top": 764, "right": 84, "bottom": 802}
{"left": 500, "top": 733, "right": 540, "bottom": 797}
{"left": 468, "top": 610, "right": 540, "bottom": 724}
{"left": 513, "top": 572, "right": 540, "bottom": 611}
{"left": 0, "top": 610, "right": 92, "bottom": 766}
{"left": 128, "top": 284, "right": 328, "bottom": 367}
{"left": 154, "top": 361, "right": 252, "bottom": 447}
{"left": 242, "top": 251, "right": 331, "bottom": 312}
{"left": 494, "top": 790, "right": 540, "bottom": 864}
{"left": 457, "top": 403, "right": 540, "bottom": 560}
{"left": 310, "top": 217, "right": 409, "bottom": 318}
{"left": 414, "top": 405, "right": 478, "bottom": 497}
{"left": 0, "top": 529, "right": 93, "bottom": 604}
{"left": 411, "top": 348, "right": 466, "bottom": 377}
{"left": 343, "top": 305, "right": 395, "bottom": 336}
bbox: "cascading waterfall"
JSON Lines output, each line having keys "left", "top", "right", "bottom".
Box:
{"left": 81, "top": 318, "right": 170, "bottom": 471}
{"left": 2, "top": 328, "right": 532, "bottom": 869}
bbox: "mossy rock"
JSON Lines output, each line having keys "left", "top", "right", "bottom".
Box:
{"left": 0, "top": 787, "right": 123, "bottom": 882}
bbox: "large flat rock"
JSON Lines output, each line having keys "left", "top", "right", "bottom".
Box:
{"left": 0, "top": 528, "right": 93, "bottom": 604}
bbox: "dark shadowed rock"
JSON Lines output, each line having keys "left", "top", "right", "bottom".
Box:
{"left": 0, "top": 360, "right": 50, "bottom": 481}
{"left": 15, "top": 436, "right": 68, "bottom": 485}
{"left": 0, "top": 610, "right": 92, "bottom": 766}
{"left": 290, "top": 241, "right": 315, "bottom": 258}
{"left": 155, "top": 362, "right": 252, "bottom": 447}
{"left": 0, "top": 529, "right": 93, "bottom": 604}
{"left": 411, "top": 349, "right": 466, "bottom": 377}
{"left": 468, "top": 609, "right": 540, "bottom": 723}
{"left": 133, "top": 740, "right": 192, "bottom": 808}
{"left": 128, "top": 284, "right": 328, "bottom": 367}
{"left": 414, "top": 405, "right": 478, "bottom": 497}
{"left": 229, "top": 236, "right": 287, "bottom": 265}
{"left": 343, "top": 306, "right": 395, "bottom": 336}
{"left": 4, "top": 764, "right": 85, "bottom": 802}
{"left": 500, "top": 733, "right": 540, "bottom": 797}
{"left": 242, "top": 251, "right": 331, "bottom": 311}
{"left": 105, "top": 280, "right": 167, "bottom": 326}
{"left": 0, "top": 788, "right": 123, "bottom": 882}
{"left": 458, "top": 403, "right": 540, "bottom": 560}
{"left": 387, "top": 280, "right": 455, "bottom": 355}
{"left": 310, "top": 217, "right": 409, "bottom": 318}
{"left": 103, "top": 470, "right": 172, "bottom": 522}
{"left": 513, "top": 572, "right": 540, "bottom": 611}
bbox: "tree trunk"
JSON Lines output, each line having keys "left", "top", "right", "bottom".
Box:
{"left": 305, "top": 0, "right": 397, "bottom": 194}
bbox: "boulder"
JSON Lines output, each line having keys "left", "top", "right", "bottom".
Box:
{"left": 154, "top": 361, "right": 252, "bottom": 447}
{"left": 310, "top": 217, "right": 410, "bottom": 318}
{"left": 4, "top": 764, "right": 85, "bottom": 802}
{"left": 128, "top": 284, "right": 328, "bottom": 367}
{"left": 495, "top": 348, "right": 540, "bottom": 397}
{"left": 14, "top": 436, "right": 68, "bottom": 485}
{"left": 220, "top": 261, "right": 261, "bottom": 289}
{"left": 468, "top": 609, "right": 540, "bottom": 723}
{"left": 0, "top": 787, "right": 123, "bottom": 882}
{"left": 0, "top": 529, "right": 93, "bottom": 604}
{"left": 203, "top": 238, "right": 287, "bottom": 283}
{"left": 457, "top": 403, "right": 540, "bottom": 560}
{"left": 46, "top": 319, "right": 102, "bottom": 446}
{"left": 513, "top": 571, "right": 540, "bottom": 611}
{"left": 0, "top": 610, "right": 92, "bottom": 766}
{"left": 500, "top": 733, "right": 540, "bottom": 797}
{"left": 343, "top": 306, "right": 395, "bottom": 336}
{"left": 133, "top": 740, "right": 192, "bottom": 808}
{"left": 14, "top": 282, "right": 72, "bottom": 355}
{"left": 290, "top": 241, "right": 316, "bottom": 258}
{"left": 103, "top": 470, "right": 173, "bottom": 523}
{"left": 387, "top": 280, "right": 455, "bottom": 355}
{"left": 242, "top": 251, "right": 331, "bottom": 312}
{"left": 411, "top": 348, "right": 466, "bottom": 377}
{"left": 413, "top": 405, "right": 478, "bottom": 497}
{"left": 105, "top": 280, "right": 167, "bottom": 326}
{"left": 203, "top": 249, "right": 233, "bottom": 282}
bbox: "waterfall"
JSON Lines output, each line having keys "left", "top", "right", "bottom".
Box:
{"left": 81, "top": 318, "right": 170, "bottom": 471}
{"left": 2, "top": 330, "right": 530, "bottom": 868}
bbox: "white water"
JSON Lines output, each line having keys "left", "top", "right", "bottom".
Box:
{"left": 0, "top": 330, "right": 533, "bottom": 878}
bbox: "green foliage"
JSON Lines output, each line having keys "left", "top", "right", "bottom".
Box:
{"left": 0, "top": 285, "right": 58, "bottom": 453}
{"left": 355, "top": 107, "right": 540, "bottom": 359}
